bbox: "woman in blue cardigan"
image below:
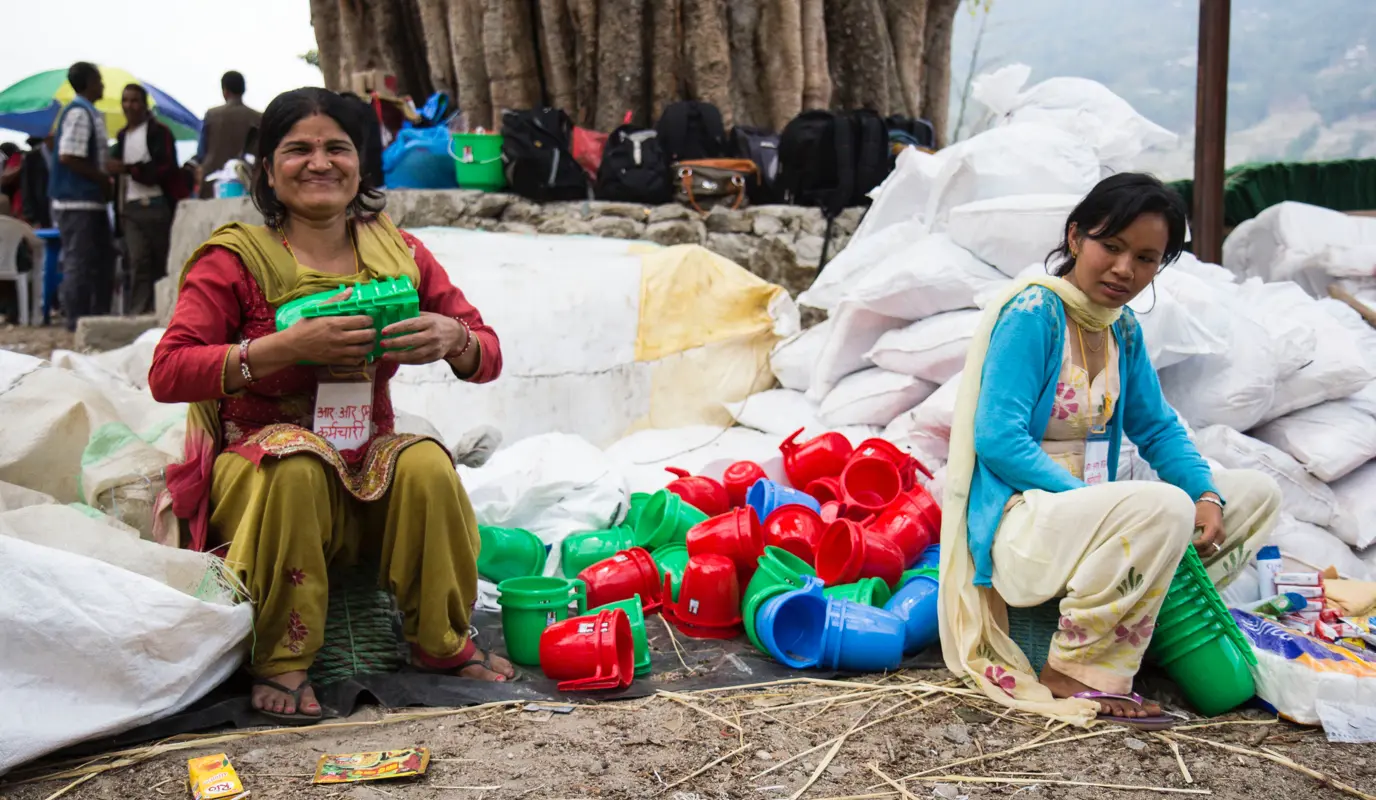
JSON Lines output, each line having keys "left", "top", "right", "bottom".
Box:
{"left": 937, "top": 173, "right": 1280, "bottom": 728}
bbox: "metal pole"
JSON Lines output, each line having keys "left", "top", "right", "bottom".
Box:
{"left": 1193, "top": 0, "right": 1231, "bottom": 264}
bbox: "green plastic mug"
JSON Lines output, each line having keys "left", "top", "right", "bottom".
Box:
{"left": 823, "top": 577, "right": 893, "bottom": 608}
{"left": 589, "top": 595, "right": 653, "bottom": 676}
{"left": 477, "top": 525, "right": 548, "bottom": 584}
{"left": 560, "top": 525, "right": 636, "bottom": 578}
{"left": 744, "top": 546, "right": 816, "bottom": 611}
{"left": 496, "top": 576, "right": 587, "bottom": 666}
{"left": 635, "top": 490, "right": 709, "bottom": 550}
{"left": 652, "top": 544, "right": 691, "bottom": 601}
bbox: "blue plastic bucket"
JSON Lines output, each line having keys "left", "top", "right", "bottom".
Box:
{"left": 747, "top": 479, "right": 822, "bottom": 524}
{"left": 757, "top": 577, "right": 828, "bottom": 669}
{"left": 916, "top": 544, "right": 941, "bottom": 571}
{"left": 826, "top": 599, "right": 905, "bottom": 672}
{"left": 884, "top": 573, "right": 940, "bottom": 655}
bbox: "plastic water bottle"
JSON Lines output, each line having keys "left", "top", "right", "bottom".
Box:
{"left": 1255, "top": 545, "right": 1283, "bottom": 598}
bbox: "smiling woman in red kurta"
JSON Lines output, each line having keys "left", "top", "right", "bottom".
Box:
{"left": 149, "top": 87, "right": 513, "bottom": 726}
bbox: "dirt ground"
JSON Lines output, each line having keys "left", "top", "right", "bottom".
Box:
{"left": 4, "top": 670, "right": 1373, "bottom": 800}
{"left": 0, "top": 322, "right": 76, "bottom": 357}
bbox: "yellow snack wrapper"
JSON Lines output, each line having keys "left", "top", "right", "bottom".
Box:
{"left": 187, "top": 754, "right": 249, "bottom": 800}
{"left": 312, "top": 748, "right": 430, "bottom": 784}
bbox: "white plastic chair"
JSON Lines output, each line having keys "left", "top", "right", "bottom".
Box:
{"left": 0, "top": 217, "right": 43, "bottom": 326}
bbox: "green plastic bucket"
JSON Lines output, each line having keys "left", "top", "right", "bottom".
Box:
{"left": 1158, "top": 635, "right": 1256, "bottom": 716}
{"left": 652, "top": 544, "right": 691, "bottom": 601}
{"left": 496, "top": 576, "right": 587, "bottom": 666}
{"left": 635, "top": 491, "right": 708, "bottom": 550}
{"left": 451, "top": 132, "right": 506, "bottom": 191}
{"left": 1149, "top": 616, "right": 1223, "bottom": 658}
{"left": 899, "top": 567, "right": 939, "bottom": 588}
{"left": 561, "top": 525, "right": 636, "bottom": 579}
{"left": 823, "top": 577, "right": 893, "bottom": 608}
{"left": 624, "top": 492, "right": 652, "bottom": 530}
{"left": 744, "top": 547, "right": 816, "bottom": 611}
{"left": 477, "top": 525, "right": 548, "bottom": 584}
{"left": 589, "top": 595, "right": 652, "bottom": 676}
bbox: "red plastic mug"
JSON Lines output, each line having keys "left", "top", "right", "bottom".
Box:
{"left": 685, "top": 508, "right": 764, "bottom": 584}
{"left": 851, "top": 437, "right": 933, "bottom": 490}
{"left": 839, "top": 457, "right": 904, "bottom": 515}
{"left": 539, "top": 608, "right": 635, "bottom": 691}
{"left": 665, "top": 467, "right": 730, "bottom": 517}
{"left": 577, "top": 547, "right": 663, "bottom": 613}
{"left": 805, "top": 476, "right": 844, "bottom": 505}
{"left": 867, "top": 491, "right": 940, "bottom": 568}
{"left": 780, "top": 428, "right": 853, "bottom": 490}
{"left": 662, "top": 554, "right": 744, "bottom": 638}
{"left": 815, "top": 518, "right": 904, "bottom": 588}
{"left": 763, "top": 505, "right": 827, "bottom": 564}
{"left": 722, "top": 461, "right": 767, "bottom": 508}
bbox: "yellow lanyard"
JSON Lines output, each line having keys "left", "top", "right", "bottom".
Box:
{"left": 1075, "top": 324, "right": 1114, "bottom": 435}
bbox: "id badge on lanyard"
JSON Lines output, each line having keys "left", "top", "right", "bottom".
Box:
{"left": 1084, "top": 429, "right": 1111, "bottom": 486}
{"left": 313, "top": 364, "right": 374, "bottom": 451}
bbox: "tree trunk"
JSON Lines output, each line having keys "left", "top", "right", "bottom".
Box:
{"left": 310, "top": 0, "right": 345, "bottom": 90}
{"left": 920, "top": 0, "right": 960, "bottom": 147}
{"left": 449, "top": 0, "right": 493, "bottom": 129}
{"left": 567, "top": 0, "right": 599, "bottom": 127}
{"left": 726, "top": 0, "right": 767, "bottom": 131}
{"left": 681, "top": 0, "right": 734, "bottom": 127}
{"left": 825, "top": 0, "right": 898, "bottom": 113}
{"left": 884, "top": 0, "right": 928, "bottom": 118}
{"left": 416, "top": 0, "right": 456, "bottom": 98}
{"left": 312, "top": 0, "right": 961, "bottom": 138}
{"left": 799, "top": 0, "right": 832, "bottom": 111}
{"left": 647, "top": 0, "right": 682, "bottom": 124}
{"left": 535, "top": 0, "right": 578, "bottom": 115}
{"left": 594, "top": 0, "right": 648, "bottom": 130}
{"left": 758, "top": 0, "right": 803, "bottom": 131}
{"left": 483, "top": 0, "right": 543, "bottom": 118}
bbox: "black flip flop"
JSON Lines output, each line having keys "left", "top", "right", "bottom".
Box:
{"left": 251, "top": 677, "right": 325, "bottom": 726}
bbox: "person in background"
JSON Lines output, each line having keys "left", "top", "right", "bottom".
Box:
{"left": 1, "top": 143, "right": 21, "bottom": 217}
{"left": 50, "top": 61, "right": 116, "bottom": 331}
{"left": 109, "top": 83, "right": 188, "bottom": 315}
{"left": 20, "top": 136, "right": 52, "bottom": 228}
{"left": 196, "top": 71, "right": 261, "bottom": 198}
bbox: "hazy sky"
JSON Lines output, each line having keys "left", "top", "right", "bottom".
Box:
{"left": 0, "top": 0, "right": 323, "bottom": 143}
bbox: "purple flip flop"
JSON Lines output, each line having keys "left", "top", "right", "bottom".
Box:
{"left": 1072, "top": 691, "right": 1177, "bottom": 730}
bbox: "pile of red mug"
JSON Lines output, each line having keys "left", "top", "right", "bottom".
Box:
{"left": 655, "top": 428, "right": 943, "bottom": 638}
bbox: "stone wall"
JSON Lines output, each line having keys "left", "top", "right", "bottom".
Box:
{"left": 157, "top": 191, "right": 861, "bottom": 323}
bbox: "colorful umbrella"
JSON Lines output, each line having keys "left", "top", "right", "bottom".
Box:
{"left": 0, "top": 66, "right": 201, "bottom": 141}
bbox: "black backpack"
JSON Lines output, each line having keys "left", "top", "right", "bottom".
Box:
{"left": 500, "top": 108, "right": 589, "bottom": 202}
{"left": 596, "top": 125, "right": 673, "bottom": 204}
{"left": 655, "top": 101, "right": 727, "bottom": 163}
{"left": 730, "top": 126, "right": 781, "bottom": 204}
{"left": 778, "top": 109, "right": 891, "bottom": 262}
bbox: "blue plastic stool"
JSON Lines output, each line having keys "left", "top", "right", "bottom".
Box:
{"left": 34, "top": 228, "right": 61, "bottom": 325}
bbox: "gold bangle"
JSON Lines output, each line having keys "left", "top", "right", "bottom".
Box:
{"left": 1197, "top": 495, "right": 1223, "bottom": 509}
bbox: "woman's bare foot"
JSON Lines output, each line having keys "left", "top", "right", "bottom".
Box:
{"left": 1039, "top": 664, "right": 1160, "bottom": 718}
{"left": 457, "top": 648, "right": 516, "bottom": 681}
{"left": 251, "top": 670, "right": 321, "bottom": 717}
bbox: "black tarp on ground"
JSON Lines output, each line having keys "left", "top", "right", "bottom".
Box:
{"left": 58, "top": 608, "right": 943, "bottom": 758}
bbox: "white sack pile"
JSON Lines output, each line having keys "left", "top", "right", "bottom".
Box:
{"left": 758, "top": 65, "right": 1376, "bottom": 588}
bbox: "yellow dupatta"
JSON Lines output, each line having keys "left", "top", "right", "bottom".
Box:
{"left": 937, "top": 275, "right": 1122, "bottom": 725}
{"left": 163, "top": 214, "right": 422, "bottom": 550}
